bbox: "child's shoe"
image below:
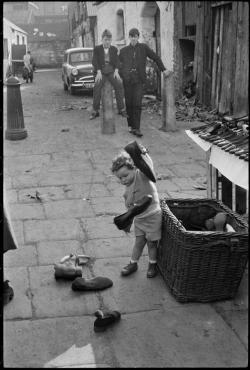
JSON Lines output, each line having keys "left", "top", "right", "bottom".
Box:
{"left": 121, "top": 262, "right": 138, "bottom": 276}
{"left": 147, "top": 263, "right": 158, "bottom": 278}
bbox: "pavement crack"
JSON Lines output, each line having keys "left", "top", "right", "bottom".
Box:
{"left": 78, "top": 218, "right": 88, "bottom": 242}
{"left": 25, "top": 288, "right": 34, "bottom": 300}
{"left": 27, "top": 267, "right": 37, "bottom": 318}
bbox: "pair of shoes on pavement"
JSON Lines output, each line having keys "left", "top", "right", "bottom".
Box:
{"left": 128, "top": 127, "right": 143, "bottom": 137}
{"left": 90, "top": 111, "right": 100, "bottom": 120}
{"left": 121, "top": 262, "right": 158, "bottom": 278}
{"left": 94, "top": 309, "right": 121, "bottom": 332}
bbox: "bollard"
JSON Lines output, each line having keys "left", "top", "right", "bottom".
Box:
{"left": 159, "top": 71, "right": 177, "bottom": 132}
{"left": 5, "top": 75, "right": 27, "bottom": 140}
{"left": 101, "top": 79, "right": 115, "bottom": 134}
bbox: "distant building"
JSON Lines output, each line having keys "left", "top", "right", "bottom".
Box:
{"left": 3, "top": 2, "right": 39, "bottom": 25}
{"left": 4, "top": 1, "right": 71, "bottom": 68}
{"left": 3, "top": 17, "right": 28, "bottom": 79}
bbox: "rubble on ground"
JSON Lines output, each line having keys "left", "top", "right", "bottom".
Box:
{"left": 142, "top": 94, "right": 220, "bottom": 123}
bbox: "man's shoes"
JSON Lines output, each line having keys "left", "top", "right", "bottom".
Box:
{"left": 121, "top": 262, "right": 138, "bottom": 276}
{"left": 133, "top": 129, "right": 143, "bottom": 137}
{"left": 119, "top": 110, "right": 128, "bottom": 118}
{"left": 147, "top": 263, "right": 158, "bottom": 278}
{"left": 128, "top": 127, "right": 136, "bottom": 134}
{"left": 94, "top": 310, "right": 121, "bottom": 332}
{"left": 3, "top": 280, "right": 14, "bottom": 305}
{"left": 90, "top": 111, "right": 100, "bottom": 120}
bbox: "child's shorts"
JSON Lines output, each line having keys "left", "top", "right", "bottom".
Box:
{"left": 134, "top": 210, "right": 162, "bottom": 241}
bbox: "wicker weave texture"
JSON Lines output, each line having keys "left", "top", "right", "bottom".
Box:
{"left": 158, "top": 198, "right": 248, "bottom": 303}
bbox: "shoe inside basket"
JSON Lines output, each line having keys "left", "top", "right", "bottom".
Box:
{"left": 168, "top": 203, "right": 237, "bottom": 232}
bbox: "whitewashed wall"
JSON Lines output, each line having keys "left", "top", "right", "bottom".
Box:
{"left": 95, "top": 1, "right": 174, "bottom": 71}
{"left": 3, "top": 19, "right": 28, "bottom": 78}
{"left": 157, "top": 1, "right": 174, "bottom": 72}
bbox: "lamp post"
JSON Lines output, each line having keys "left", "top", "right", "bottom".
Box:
{"left": 5, "top": 75, "right": 27, "bottom": 140}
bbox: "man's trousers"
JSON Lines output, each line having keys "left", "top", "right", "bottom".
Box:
{"left": 92, "top": 74, "right": 125, "bottom": 112}
{"left": 123, "top": 81, "right": 144, "bottom": 130}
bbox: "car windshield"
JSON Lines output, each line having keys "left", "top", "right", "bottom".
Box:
{"left": 69, "top": 51, "right": 93, "bottom": 65}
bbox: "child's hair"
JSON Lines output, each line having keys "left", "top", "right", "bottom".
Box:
{"left": 111, "top": 150, "right": 135, "bottom": 173}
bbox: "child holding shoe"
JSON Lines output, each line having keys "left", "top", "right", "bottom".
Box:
{"left": 111, "top": 143, "right": 162, "bottom": 278}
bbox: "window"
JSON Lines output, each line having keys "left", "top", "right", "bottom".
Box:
{"left": 69, "top": 51, "right": 93, "bottom": 65}
{"left": 185, "top": 25, "right": 196, "bottom": 37}
{"left": 22, "top": 36, "right": 25, "bottom": 45}
{"left": 3, "top": 39, "right": 8, "bottom": 59}
{"left": 116, "top": 9, "right": 125, "bottom": 41}
{"left": 17, "top": 35, "right": 20, "bottom": 45}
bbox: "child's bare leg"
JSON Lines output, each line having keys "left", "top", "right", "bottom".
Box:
{"left": 121, "top": 235, "right": 146, "bottom": 276}
{"left": 131, "top": 235, "right": 147, "bottom": 262}
{"left": 147, "top": 240, "right": 158, "bottom": 278}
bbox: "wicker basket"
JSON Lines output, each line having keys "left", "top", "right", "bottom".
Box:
{"left": 158, "top": 198, "right": 248, "bottom": 303}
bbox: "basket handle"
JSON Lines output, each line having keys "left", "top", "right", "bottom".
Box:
{"left": 208, "top": 237, "right": 240, "bottom": 252}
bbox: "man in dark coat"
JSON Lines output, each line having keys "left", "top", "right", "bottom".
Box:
{"left": 90, "top": 29, "right": 127, "bottom": 119}
{"left": 119, "top": 28, "right": 166, "bottom": 137}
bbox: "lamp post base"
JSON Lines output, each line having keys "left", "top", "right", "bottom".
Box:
{"left": 5, "top": 128, "right": 28, "bottom": 141}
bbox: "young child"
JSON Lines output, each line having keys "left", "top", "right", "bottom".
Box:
{"left": 111, "top": 150, "right": 162, "bottom": 278}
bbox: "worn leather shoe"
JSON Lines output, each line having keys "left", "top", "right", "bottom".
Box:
{"left": 133, "top": 129, "right": 143, "bottom": 137}
{"left": 90, "top": 111, "right": 100, "bottom": 120}
{"left": 3, "top": 280, "right": 14, "bottom": 305}
{"left": 121, "top": 262, "right": 138, "bottom": 276}
{"left": 72, "top": 276, "right": 113, "bottom": 291}
{"left": 147, "top": 263, "right": 158, "bottom": 278}
{"left": 54, "top": 263, "right": 82, "bottom": 280}
{"left": 114, "top": 194, "right": 152, "bottom": 231}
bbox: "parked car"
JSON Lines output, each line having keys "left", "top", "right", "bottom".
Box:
{"left": 62, "top": 47, "right": 94, "bottom": 94}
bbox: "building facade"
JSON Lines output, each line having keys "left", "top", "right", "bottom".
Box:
{"left": 4, "top": 2, "right": 70, "bottom": 68}
{"left": 68, "top": 1, "right": 174, "bottom": 96}
{"left": 3, "top": 17, "right": 28, "bottom": 79}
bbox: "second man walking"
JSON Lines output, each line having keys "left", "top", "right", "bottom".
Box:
{"left": 119, "top": 28, "right": 166, "bottom": 137}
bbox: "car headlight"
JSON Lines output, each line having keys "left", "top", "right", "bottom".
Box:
{"left": 71, "top": 68, "right": 78, "bottom": 76}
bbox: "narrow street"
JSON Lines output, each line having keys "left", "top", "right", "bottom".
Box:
{"left": 3, "top": 69, "right": 248, "bottom": 367}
